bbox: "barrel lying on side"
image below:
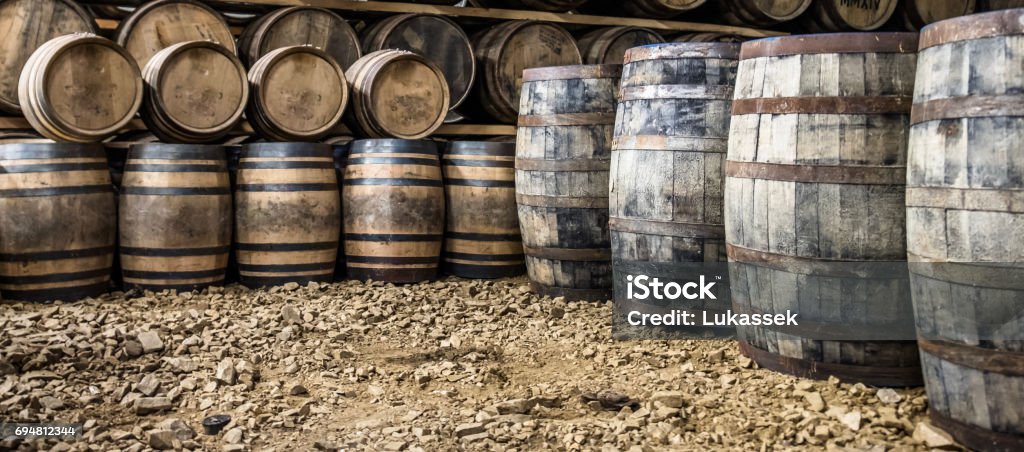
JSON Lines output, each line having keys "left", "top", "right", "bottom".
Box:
{"left": 897, "top": 0, "right": 975, "bottom": 30}
{"left": 718, "top": 0, "right": 812, "bottom": 26}
{"left": 0, "top": 143, "right": 115, "bottom": 302}
{"left": 344, "top": 139, "right": 444, "bottom": 283}
{"left": 517, "top": 65, "right": 621, "bottom": 301}
{"left": 119, "top": 144, "right": 232, "bottom": 292}
{"left": 802, "top": 0, "right": 899, "bottom": 31}
{"left": 235, "top": 143, "right": 341, "bottom": 288}
{"left": 443, "top": 141, "right": 524, "bottom": 279}
{"left": 581, "top": 0, "right": 706, "bottom": 18}
{"left": 577, "top": 27, "right": 665, "bottom": 65}
{"left": 345, "top": 50, "right": 450, "bottom": 140}
{"left": 115, "top": 0, "right": 235, "bottom": 69}
{"left": 238, "top": 6, "right": 361, "bottom": 69}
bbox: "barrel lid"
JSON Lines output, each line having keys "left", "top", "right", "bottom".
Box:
{"left": 445, "top": 141, "right": 515, "bottom": 156}
{"left": 0, "top": 142, "right": 104, "bottom": 159}
{"left": 740, "top": 33, "right": 919, "bottom": 60}
{"left": 129, "top": 143, "right": 225, "bottom": 161}
{"left": 624, "top": 42, "right": 741, "bottom": 63}
{"left": 241, "top": 142, "right": 332, "bottom": 159}
{"left": 521, "top": 64, "right": 621, "bottom": 82}
{"left": 349, "top": 139, "right": 437, "bottom": 155}
{"left": 920, "top": 8, "right": 1024, "bottom": 50}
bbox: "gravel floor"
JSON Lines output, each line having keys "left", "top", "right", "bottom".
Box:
{"left": 0, "top": 277, "right": 960, "bottom": 451}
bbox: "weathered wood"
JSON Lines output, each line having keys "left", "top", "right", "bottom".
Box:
{"left": 442, "top": 140, "right": 524, "bottom": 279}
{"left": 362, "top": 14, "right": 474, "bottom": 112}
{"left": 103, "top": 131, "right": 159, "bottom": 290}
{"left": 119, "top": 144, "right": 231, "bottom": 292}
{"left": 516, "top": 64, "right": 620, "bottom": 301}
{"left": 141, "top": 41, "right": 249, "bottom": 144}
{"left": 718, "top": 0, "right": 812, "bottom": 26}
{"left": 0, "top": 142, "right": 115, "bottom": 302}
{"left": 727, "top": 33, "right": 921, "bottom": 386}
{"left": 247, "top": 45, "right": 349, "bottom": 142}
{"left": 577, "top": 27, "right": 665, "bottom": 65}
{"left": 345, "top": 50, "right": 450, "bottom": 140}
{"left": 909, "top": 10, "right": 1024, "bottom": 449}
{"left": 235, "top": 142, "right": 340, "bottom": 288}
{"left": 238, "top": 6, "right": 361, "bottom": 70}
{"left": 18, "top": 34, "right": 143, "bottom": 143}
{"left": 115, "top": 0, "right": 236, "bottom": 70}
{"left": 802, "top": 0, "right": 899, "bottom": 31}
{"left": 580, "top": 0, "right": 705, "bottom": 19}
{"left": 471, "top": 21, "right": 582, "bottom": 124}
{"left": 343, "top": 139, "right": 444, "bottom": 283}
{"left": 898, "top": 0, "right": 975, "bottom": 30}
{"left": 0, "top": 0, "right": 97, "bottom": 114}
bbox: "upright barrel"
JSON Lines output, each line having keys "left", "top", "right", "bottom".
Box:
{"left": 577, "top": 27, "right": 665, "bottom": 65}
{"left": 238, "top": 6, "right": 361, "bottom": 69}
{"left": 235, "top": 143, "right": 341, "bottom": 288}
{"left": 343, "top": 139, "right": 444, "bottom": 283}
{"left": 727, "top": 33, "right": 921, "bottom": 386}
{"left": 610, "top": 43, "right": 739, "bottom": 336}
{"left": 909, "top": 10, "right": 1024, "bottom": 450}
{"left": 115, "top": 0, "right": 235, "bottom": 69}
{"left": 802, "top": 0, "right": 899, "bottom": 31}
{"left": 516, "top": 65, "right": 620, "bottom": 301}
{"left": 443, "top": 141, "right": 524, "bottom": 279}
{"left": 345, "top": 50, "right": 450, "bottom": 140}
{"left": 0, "top": 143, "right": 115, "bottom": 302}
{"left": 119, "top": 144, "right": 231, "bottom": 292}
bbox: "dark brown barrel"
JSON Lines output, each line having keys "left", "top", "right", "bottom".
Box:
{"left": 673, "top": 32, "right": 745, "bottom": 43}
{"left": 719, "top": 0, "right": 812, "bottom": 26}
{"left": 237, "top": 6, "right": 361, "bottom": 70}
{"left": 235, "top": 142, "right": 341, "bottom": 288}
{"left": 345, "top": 50, "right": 450, "bottom": 140}
{"left": 727, "top": 33, "right": 921, "bottom": 386}
{"left": 472, "top": 21, "right": 583, "bottom": 124}
{"left": 898, "top": 0, "right": 976, "bottom": 30}
{"left": 362, "top": 14, "right": 475, "bottom": 112}
{"left": 0, "top": 0, "right": 97, "bottom": 114}
{"left": 516, "top": 65, "right": 620, "bottom": 301}
{"left": 977, "top": 0, "right": 1024, "bottom": 10}
{"left": 142, "top": 41, "right": 249, "bottom": 144}
{"left": 19, "top": 34, "right": 143, "bottom": 143}
{"left": 802, "top": 0, "right": 900, "bottom": 31}
{"left": 343, "top": 139, "right": 444, "bottom": 283}
{"left": 119, "top": 144, "right": 231, "bottom": 292}
{"left": 577, "top": 27, "right": 665, "bottom": 65}
{"left": 581, "top": 0, "right": 706, "bottom": 18}
{"left": 0, "top": 143, "right": 115, "bottom": 302}
{"left": 115, "top": 0, "right": 235, "bottom": 70}
{"left": 442, "top": 141, "right": 524, "bottom": 279}
{"left": 499, "top": 0, "right": 592, "bottom": 12}
{"left": 611, "top": 43, "right": 739, "bottom": 336}
{"left": 910, "top": 11, "right": 1024, "bottom": 450}
{"left": 247, "top": 46, "right": 349, "bottom": 142}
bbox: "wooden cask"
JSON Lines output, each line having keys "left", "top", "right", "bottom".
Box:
{"left": 473, "top": 21, "right": 582, "bottom": 124}
{"left": 0, "top": 143, "right": 115, "bottom": 302}
{"left": 909, "top": 10, "right": 1024, "bottom": 450}
{"left": 516, "top": 65, "right": 620, "bottom": 301}
{"left": 362, "top": 14, "right": 475, "bottom": 112}
{"left": 719, "top": 0, "right": 812, "bottom": 26}
{"left": 142, "top": 41, "right": 249, "bottom": 144}
{"left": 610, "top": 43, "right": 738, "bottom": 336}
{"left": 247, "top": 46, "right": 349, "bottom": 142}
{"left": 0, "top": 0, "right": 97, "bottom": 114}
{"left": 115, "top": 0, "right": 235, "bottom": 70}
{"left": 345, "top": 50, "right": 450, "bottom": 140}
{"left": 802, "top": 0, "right": 899, "bottom": 31}
{"left": 581, "top": 0, "right": 706, "bottom": 19}
{"left": 19, "top": 34, "right": 143, "bottom": 143}
{"left": 119, "top": 144, "right": 231, "bottom": 292}
{"left": 898, "top": 0, "right": 976, "bottom": 30}
{"left": 235, "top": 143, "right": 340, "bottom": 288}
{"left": 343, "top": 139, "right": 444, "bottom": 283}
{"left": 238, "top": 7, "right": 361, "bottom": 70}
{"left": 577, "top": 27, "right": 665, "bottom": 65}
{"left": 727, "top": 33, "right": 921, "bottom": 386}
{"left": 442, "top": 141, "right": 524, "bottom": 279}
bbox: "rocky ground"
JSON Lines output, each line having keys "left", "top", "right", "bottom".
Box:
{"left": 0, "top": 277, "right": 962, "bottom": 451}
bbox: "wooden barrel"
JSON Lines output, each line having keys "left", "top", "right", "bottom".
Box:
{"left": 978, "top": 0, "right": 1024, "bottom": 9}
{"left": 577, "top": 27, "right": 665, "bottom": 65}
{"left": 345, "top": 50, "right": 450, "bottom": 140}
{"left": 802, "top": 0, "right": 900, "bottom": 31}
{"left": 235, "top": 142, "right": 341, "bottom": 288}
{"left": 119, "top": 144, "right": 231, "bottom": 292}
{"left": 0, "top": 143, "right": 115, "bottom": 302}
{"left": 18, "top": 34, "right": 143, "bottom": 143}
{"left": 473, "top": 21, "right": 582, "bottom": 124}
{"left": 581, "top": 0, "right": 706, "bottom": 18}
{"left": 909, "top": 11, "right": 1024, "bottom": 450}
{"left": 726, "top": 33, "right": 921, "bottom": 386}
{"left": 442, "top": 141, "right": 524, "bottom": 279}
{"left": 247, "top": 46, "right": 349, "bottom": 142}
{"left": 674, "top": 32, "right": 745, "bottom": 43}
{"left": 898, "top": 0, "right": 975, "bottom": 30}
{"left": 719, "top": 0, "right": 812, "bottom": 26}
{"left": 115, "top": 0, "right": 235, "bottom": 70}
{"left": 362, "top": 14, "right": 474, "bottom": 112}
{"left": 343, "top": 139, "right": 444, "bottom": 283}
{"left": 142, "top": 41, "right": 249, "bottom": 144}
{"left": 610, "top": 43, "right": 739, "bottom": 336}
{"left": 0, "top": 0, "right": 97, "bottom": 114}
{"left": 238, "top": 7, "right": 361, "bottom": 70}
{"left": 516, "top": 65, "right": 620, "bottom": 301}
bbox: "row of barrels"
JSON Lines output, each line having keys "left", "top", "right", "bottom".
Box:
{"left": 0, "top": 138, "right": 525, "bottom": 302}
